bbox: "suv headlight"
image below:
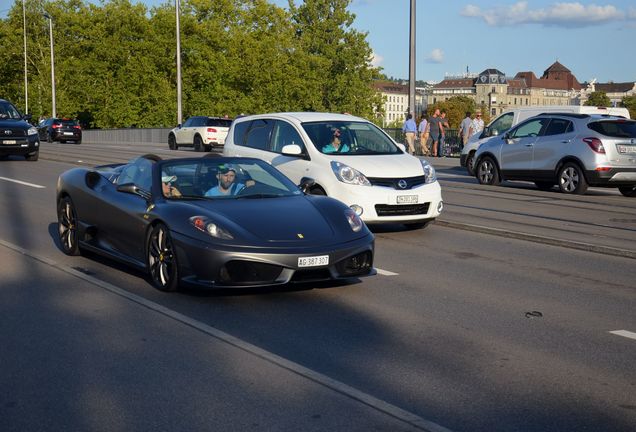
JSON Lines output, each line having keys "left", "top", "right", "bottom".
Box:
{"left": 189, "top": 216, "right": 233, "bottom": 240}
{"left": 420, "top": 159, "right": 437, "bottom": 184}
{"left": 331, "top": 161, "right": 371, "bottom": 186}
{"left": 28, "top": 127, "right": 38, "bottom": 136}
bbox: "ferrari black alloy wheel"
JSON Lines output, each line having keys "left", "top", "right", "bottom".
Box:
{"left": 58, "top": 196, "right": 80, "bottom": 255}
{"left": 147, "top": 223, "right": 179, "bottom": 291}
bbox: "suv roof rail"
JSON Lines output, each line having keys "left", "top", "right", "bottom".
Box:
{"left": 537, "top": 112, "right": 590, "bottom": 119}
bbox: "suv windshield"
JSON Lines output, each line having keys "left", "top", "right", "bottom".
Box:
{"left": 302, "top": 121, "right": 401, "bottom": 155}
{"left": 0, "top": 101, "right": 23, "bottom": 120}
{"left": 588, "top": 120, "right": 636, "bottom": 138}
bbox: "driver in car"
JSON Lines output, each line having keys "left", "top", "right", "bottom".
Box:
{"left": 205, "top": 164, "right": 253, "bottom": 196}
{"left": 322, "top": 127, "right": 350, "bottom": 154}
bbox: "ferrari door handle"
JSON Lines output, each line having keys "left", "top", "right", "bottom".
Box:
{"left": 561, "top": 140, "right": 571, "bottom": 143}
{"left": 525, "top": 144, "right": 534, "bottom": 147}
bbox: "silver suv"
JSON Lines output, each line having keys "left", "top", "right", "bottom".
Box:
{"left": 474, "top": 113, "right": 636, "bottom": 196}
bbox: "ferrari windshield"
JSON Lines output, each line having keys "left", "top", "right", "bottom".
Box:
{"left": 158, "top": 158, "right": 302, "bottom": 199}
{"left": 302, "top": 121, "right": 402, "bottom": 155}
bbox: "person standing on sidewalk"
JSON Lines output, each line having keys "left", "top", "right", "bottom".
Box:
{"left": 429, "top": 109, "right": 442, "bottom": 157}
{"left": 418, "top": 114, "right": 430, "bottom": 156}
{"left": 458, "top": 111, "right": 473, "bottom": 150}
{"left": 471, "top": 110, "right": 485, "bottom": 137}
{"left": 402, "top": 113, "right": 417, "bottom": 155}
{"left": 439, "top": 111, "right": 450, "bottom": 157}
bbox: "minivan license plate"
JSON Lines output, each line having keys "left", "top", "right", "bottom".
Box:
{"left": 3, "top": 140, "right": 16, "bottom": 145}
{"left": 298, "top": 255, "right": 329, "bottom": 267}
{"left": 397, "top": 195, "right": 418, "bottom": 204}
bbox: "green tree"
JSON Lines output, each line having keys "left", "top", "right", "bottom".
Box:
{"left": 621, "top": 95, "right": 636, "bottom": 119}
{"left": 288, "top": 0, "right": 383, "bottom": 117}
{"left": 585, "top": 91, "right": 611, "bottom": 107}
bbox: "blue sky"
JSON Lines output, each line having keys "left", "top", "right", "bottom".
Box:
{"left": 2, "top": 0, "right": 634, "bottom": 83}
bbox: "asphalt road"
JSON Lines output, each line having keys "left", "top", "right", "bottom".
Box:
{"left": 0, "top": 141, "right": 635, "bottom": 432}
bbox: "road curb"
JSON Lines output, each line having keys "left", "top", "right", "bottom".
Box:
{"left": 436, "top": 220, "right": 636, "bottom": 260}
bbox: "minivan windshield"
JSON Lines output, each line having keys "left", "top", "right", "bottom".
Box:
{"left": 302, "top": 121, "right": 402, "bottom": 155}
{"left": 588, "top": 120, "right": 636, "bottom": 138}
{"left": 0, "top": 101, "right": 23, "bottom": 120}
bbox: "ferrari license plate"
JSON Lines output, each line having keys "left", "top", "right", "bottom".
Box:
{"left": 298, "top": 255, "right": 329, "bottom": 267}
{"left": 396, "top": 195, "right": 418, "bottom": 204}
{"left": 3, "top": 140, "right": 16, "bottom": 145}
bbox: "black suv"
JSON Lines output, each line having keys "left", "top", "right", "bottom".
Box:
{"left": 38, "top": 117, "right": 82, "bottom": 144}
{"left": 0, "top": 99, "right": 39, "bottom": 161}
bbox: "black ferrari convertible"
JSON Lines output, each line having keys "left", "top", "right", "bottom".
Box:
{"left": 56, "top": 154, "right": 375, "bottom": 291}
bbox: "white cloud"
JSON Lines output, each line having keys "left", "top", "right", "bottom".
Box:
{"left": 461, "top": 2, "right": 625, "bottom": 27}
{"left": 370, "top": 51, "right": 384, "bottom": 67}
{"left": 426, "top": 49, "right": 444, "bottom": 64}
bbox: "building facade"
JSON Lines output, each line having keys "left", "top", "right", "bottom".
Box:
{"left": 578, "top": 81, "right": 636, "bottom": 106}
{"left": 372, "top": 81, "right": 429, "bottom": 126}
{"left": 426, "top": 62, "right": 583, "bottom": 116}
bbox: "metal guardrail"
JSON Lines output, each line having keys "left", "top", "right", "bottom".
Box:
{"left": 82, "top": 127, "right": 463, "bottom": 156}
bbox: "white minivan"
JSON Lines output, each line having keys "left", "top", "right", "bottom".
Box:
{"left": 460, "top": 106, "right": 630, "bottom": 174}
{"left": 223, "top": 112, "right": 443, "bottom": 228}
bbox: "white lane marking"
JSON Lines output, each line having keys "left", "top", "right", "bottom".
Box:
{"left": 610, "top": 330, "right": 636, "bottom": 341}
{"left": 376, "top": 268, "right": 399, "bottom": 276}
{"left": 0, "top": 238, "right": 452, "bottom": 432}
{"left": 0, "top": 176, "right": 46, "bottom": 189}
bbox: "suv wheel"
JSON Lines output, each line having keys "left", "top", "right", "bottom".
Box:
{"left": 618, "top": 186, "right": 636, "bottom": 197}
{"left": 476, "top": 157, "right": 500, "bottom": 186}
{"left": 558, "top": 163, "right": 588, "bottom": 194}
{"left": 193, "top": 135, "right": 203, "bottom": 152}
{"left": 25, "top": 151, "right": 39, "bottom": 161}
{"left": 466, "top": 152, "right": 475, "bottom": 176}
{"left": 168, "top": 134, "right": 178, "bottom": 150}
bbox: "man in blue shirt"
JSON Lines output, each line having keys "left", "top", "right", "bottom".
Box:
{"left": 322, "top": 127, "right": 350, "bottom": 153}
{"left": 205, "top": 164, "right": 245, "bottom": 196}
{"left": 402, "top": 113, "right": 417, "bottom": 155}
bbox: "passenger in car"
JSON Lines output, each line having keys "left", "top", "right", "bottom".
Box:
{"left": 162, "top": 175, "right": 182, "bottom": 197}
{"left": 322, "top": 127, "right": 350, "bottom": 153}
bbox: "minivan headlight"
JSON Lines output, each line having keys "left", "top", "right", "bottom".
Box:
{"left": 28, "top": 127, "right": 38, "bottom": 136}
{"left": 330, "top": 161, "right": 371, "bottom": 186}
{"left": 420, "top": 160, "right": 437, "bottom": 184}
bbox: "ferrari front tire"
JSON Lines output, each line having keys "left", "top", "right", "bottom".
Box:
{"left": 147, "top": 223, "right": 180, "bottom": 292}
{"left": 57, "top": 196, "right": 81, "bottom": 256}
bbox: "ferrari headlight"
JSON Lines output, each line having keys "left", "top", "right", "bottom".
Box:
{"left": 420, "top": 159, "right": 437, "bottom": 184}
{"left": 331, "top": 161, "right": 371, "bottom": 186}
{"left": 28, "top": 126, "right": 38, "bottom": 136}
{"left": 189, "top": 216, "right": 233, "bottom": 240}
{"left": 345, "top": 208, "right": 364, "bottom": 232}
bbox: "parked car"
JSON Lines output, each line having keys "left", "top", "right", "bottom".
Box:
{"left": 0, "top": 98, "right": 39, "bottom": 161}
{"left": 473, "top": 113, "right": 636, "bottom": 196}
{"left": 223, "top": 112, "right": 443, "bottom": 228}
{"left": 461, "top": 106, "right": 631, "bottom": 175}
{"left": 168, "top": 116, "right": 232, "bottom": 151}
{"left": 38, "top": 118, "right": 82, "bottom": 144}
{"left": 56, "top": 154, "right": 374, "bottom": 291}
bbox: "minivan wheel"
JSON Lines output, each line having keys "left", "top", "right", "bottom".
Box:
{"left": 476, "top": 157, "right": 501, "bottom": 186}
{"left": 618, "top": 186, "right": 636, "bottom": 197}
{"left": 466, "top": 153, "right": 475, "bottom": 176}
{"left": 558, "top": 163, "right": 588, "bottom": 194}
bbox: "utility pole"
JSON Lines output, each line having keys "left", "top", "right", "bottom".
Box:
{"left": 43, "top": 12, "right": 55, "bottom": 118}
{"left": 408, "top": 0, "right": 416, "bottom": 116}
{"left": 23, "top": 0, "right": 28, "bottom": 114}
{"left": 175, "top": 0, "right": 182, "bottom": 125}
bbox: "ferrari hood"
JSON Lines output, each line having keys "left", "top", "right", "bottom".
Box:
{"left": 328, "top": 154, "right": 424, "bottom": 177}
{"left": 193, "top": 196, "right": 337, "bottom": 243}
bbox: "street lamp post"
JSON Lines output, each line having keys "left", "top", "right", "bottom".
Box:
{"left": 22, "top": 0, "right": 28, "bottom": 114}
{"left": 175, "top": 0, "right": 182, "bottom": 126}
{"left": 408, "top": 0, "right": 416, "bottom": 117}
{"left": 43, "top": 12, "right": 56, "bottom": 118}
